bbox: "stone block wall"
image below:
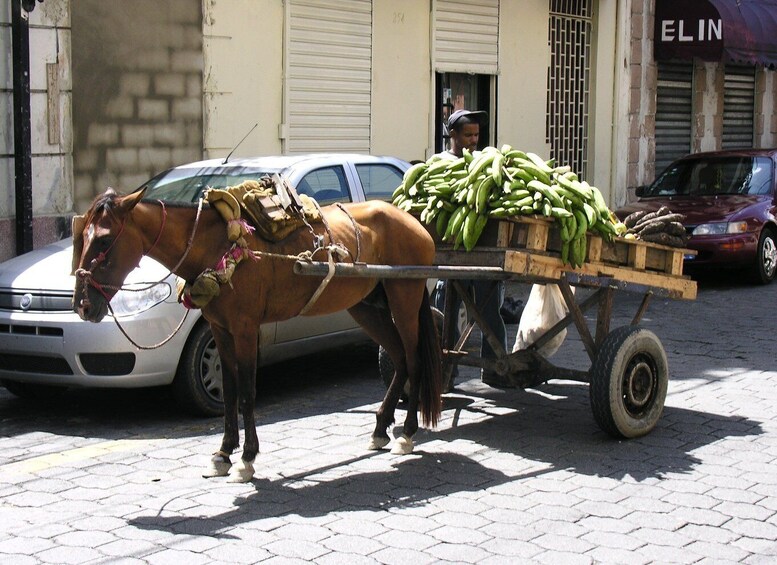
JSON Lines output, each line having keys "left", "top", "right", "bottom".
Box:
{"left": 0, "top": 0, "right": 73, "bottom": 262}
{"left": 71, "top": 0, "right": 203, "bottom": 213}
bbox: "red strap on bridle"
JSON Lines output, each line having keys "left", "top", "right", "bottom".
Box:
{"left": 146, "top": 200, "right": 167, "bottom": 256}
{"left": 82, "top": 199, "right": 167, "bottom": 299}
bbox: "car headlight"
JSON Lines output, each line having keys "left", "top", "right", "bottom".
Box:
{"left": 692, "top": 221, "right": 748, "bottom": 236}
{"left": 109, "top": 282, "right": 172, "bottom": 317}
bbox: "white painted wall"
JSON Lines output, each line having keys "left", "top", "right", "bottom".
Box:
{"left": 497, "top": 0, "right": 551, "bottom": 158}
{"left": 0, "top": 0, "right": 72, "bottom": 219}
{"left": 371, "top": 0, "right": 431, "bottom": 162}
{"left": 202, "top": 0, "right": 283, "bottom": 159}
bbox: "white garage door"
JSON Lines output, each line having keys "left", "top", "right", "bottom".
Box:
{"left": 286, "top": 0, "right": 372, "bottom": 153}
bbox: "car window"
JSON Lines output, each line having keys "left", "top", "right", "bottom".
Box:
{"left": 142, "top": 168, "right": 272, "bottom": 203}
{"left": 299, "top": 166, "right": 350, "bottom": 204}
{"left": 645, "top": 156, "right": 773, "bottom": 197}
{"left": 355, "top": 163, "right": 405, "bottom": 201}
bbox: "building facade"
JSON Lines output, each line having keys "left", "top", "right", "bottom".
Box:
{"left": 2, "top": 0, "right": 776, "bottom": 261}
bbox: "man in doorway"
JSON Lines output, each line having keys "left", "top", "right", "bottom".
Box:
{"left": 432, "top": 109, "right": 509, "bottom": 388}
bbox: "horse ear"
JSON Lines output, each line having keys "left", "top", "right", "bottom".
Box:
{"left": 117, "top": 187, "right": 147, "bottom": 214}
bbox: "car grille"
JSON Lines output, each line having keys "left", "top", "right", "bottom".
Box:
{"left": 0, "top": 290, "right": 73, "bottom": 312}
{"left": 0, "top": 323, "right": 64, "bottom": 336}
{"left": 79, "top": 353, "right": 136, "bottom": 376}
{"left": 0, "top": 353, "right": 73, "bottom": 375}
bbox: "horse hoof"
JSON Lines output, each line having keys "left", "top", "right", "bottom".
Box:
{"left": 227, "top": 459, "right": 255, "bottom": 483}
{"left": 390, "top": 435, "right": 414, "bottom": 455}
{"left": 367, "top": 436, "right": 390, "bottom": 450}
{"left": 202, "top": 454, "right": 232, "bottom": 478}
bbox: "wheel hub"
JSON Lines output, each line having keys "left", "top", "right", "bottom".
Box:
{"left": 624, "top": 359, "right": 655, "bottom": 410}
{"left": 762, "top": 236, "right": 777, "bottom": 279}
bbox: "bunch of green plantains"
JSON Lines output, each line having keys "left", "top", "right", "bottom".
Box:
{"left": 392, "top": 145, "right": 626, "bottom": 266}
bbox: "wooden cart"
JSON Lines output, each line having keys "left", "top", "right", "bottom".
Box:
{"left": 294, "top": 215, "right": 697, "bottom": 439}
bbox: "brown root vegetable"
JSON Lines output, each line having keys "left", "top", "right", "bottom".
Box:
{"left": 639, "top": 232, "right": 686, "bottom": 247}
{"left": 624, "top": 210, "right": 648, "bottom": 228}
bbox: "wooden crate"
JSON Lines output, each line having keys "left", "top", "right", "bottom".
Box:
{"left": 424, "top": 215, "right": 698, "bottom": 300}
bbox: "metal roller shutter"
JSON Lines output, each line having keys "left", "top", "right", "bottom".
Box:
{"left": 287, "top": 0, "right": 372, "bottom": 153}
{"left": 655, "top": 61, "right": 693, "bottom": 174}
{"left": 722, "top": 65, "right": 755, "bottom": 149}
{"left": 433, "top": 0, "right": 499, "bottom": 74}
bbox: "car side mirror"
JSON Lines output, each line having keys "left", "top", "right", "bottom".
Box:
{"left": 635, "top": 185, "right": 646, "bottom": 197}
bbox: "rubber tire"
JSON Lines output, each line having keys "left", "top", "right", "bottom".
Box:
{"left": 378, "top": 307, "right": 445, "bottom": 396}
{"left": 173, "top": 322, "right": 225, "bottom": 417}
{"left": 1, "top": 380, "right": 66, "bottom": 400}
{"left": 589, "top": 325, "right": 668, "bottom": 439}
{"left": 751, "top": 228, "right": 777, "bottom": 285}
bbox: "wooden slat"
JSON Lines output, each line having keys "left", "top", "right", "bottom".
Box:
{"left": 526, "top": 222, "right": 549, "bottom": 251}
{"left": 628, "top": 244, "right": 647, "bottom": 270}
{"left": 503, "top": 249, "right": 697, "bottom": 300}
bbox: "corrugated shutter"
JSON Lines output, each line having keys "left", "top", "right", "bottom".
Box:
{"left": 287, "top": 0, "right": 372, "bottom": 153}
{"left": 722, "top": 65, "right": 755, "bottom": 149}
{"left": 655, "top": 61, "right": 693, "bottom": 174}
{"left": 433, "top": 0, "right": 499, "bottom": 74}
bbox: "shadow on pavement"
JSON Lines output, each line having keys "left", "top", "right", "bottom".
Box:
{"left": 126, "top": 378, "right": 762, "bottom": 537}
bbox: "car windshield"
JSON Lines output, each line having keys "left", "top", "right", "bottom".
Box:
{"left": 644, "top": 156, "right": 773, "bottom": 197}
{"left": 141, "top": 166, "right": 275, "bottom": 203}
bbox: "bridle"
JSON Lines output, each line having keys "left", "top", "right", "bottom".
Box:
{"left": 75, "top": 198, "right": 204, "bottom": 350}
{"left": 75, "top": 199, "right": 168, "bottom": 302}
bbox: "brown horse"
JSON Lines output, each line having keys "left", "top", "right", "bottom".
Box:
{"left": 72, "top": 188, "right": 442, "bottom": 482}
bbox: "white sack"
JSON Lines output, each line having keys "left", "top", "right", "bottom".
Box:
{"left": 512, "top": 283, "right": 574, "bottom": 358}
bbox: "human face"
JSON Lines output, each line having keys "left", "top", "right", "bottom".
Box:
{"left": 450, "top": 123, "right": 480, "bottom": 156}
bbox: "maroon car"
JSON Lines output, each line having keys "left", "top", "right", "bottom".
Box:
{"left": 616, "top": 149, "right": 777, "bottom": 284}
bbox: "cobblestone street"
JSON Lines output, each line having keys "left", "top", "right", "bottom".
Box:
{"left": 2, "top": 276, "right": 777, "bottom": 564}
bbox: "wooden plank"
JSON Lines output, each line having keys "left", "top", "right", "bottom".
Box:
{"left": 503, "top": 249, "right": 697, "bottom": 300}
{"left": 629, "top": 243, "right": 647, "bottom": 270}
{"left": 559, "top": 278, "right": 596, "bottom": 362}
{"left": 526, "top": 222, "right": 549, "bottom": 251}
{"left": 587, "top": 234, "right": 602, "bottom": 263}
{"left": 496, "top": 221, "right": 513, "bottom": 247}
{"left": 666, "top": 249, "right": 683, "bottom": 276}
{"left": 595, "top": 287, "right": 613, "bottom": 347}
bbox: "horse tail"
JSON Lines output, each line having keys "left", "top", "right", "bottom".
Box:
{"left": 417, "top": 288, "right": 443, "bottom": 427}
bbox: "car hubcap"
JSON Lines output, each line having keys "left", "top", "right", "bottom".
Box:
{"left": 200, "top": 337, "right": 223, "bottom": 402}
{"left": 762, "top": 236, "right": 777, "bottom": 279}
{"left": 622, "top": 354, "right": 656, "bottom": 417}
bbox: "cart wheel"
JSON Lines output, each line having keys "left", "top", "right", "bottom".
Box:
{"left": 589, "top": 325, "right": 668, "bottom": 439}
{"left": 378, "top": 307, "right": 445, "bottom": 398}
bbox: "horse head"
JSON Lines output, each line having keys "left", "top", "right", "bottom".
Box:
{"left": 72, "top": 187, "right": 147, "bottom": 322}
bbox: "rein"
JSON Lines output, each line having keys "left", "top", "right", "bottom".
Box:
{"left": 77, "top": 198, "right": 204, "bottom": 350}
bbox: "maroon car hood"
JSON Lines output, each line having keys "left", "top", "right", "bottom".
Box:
{"left": 617, "top": 195, "right": 766, "bottom": 225}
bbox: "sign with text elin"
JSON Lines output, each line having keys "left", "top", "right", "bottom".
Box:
{"left": 654, "top": 0, "right": 724, "bottom": 62}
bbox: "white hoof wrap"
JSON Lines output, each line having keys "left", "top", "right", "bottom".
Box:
{"left": 203, "top": 454, "right": 232, "bottom": 478}
{"left": 227, "top": 459, "right": 255, "bottom": 483}
{"left": 367, "top": 436, "right": 390, "bottom": 450}
{"left": 390, "top": 435, "right": 414, "bottom": 455}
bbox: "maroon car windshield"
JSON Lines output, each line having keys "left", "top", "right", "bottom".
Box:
{"left": 645, "top": 156, "right": 773, "bottom": 198}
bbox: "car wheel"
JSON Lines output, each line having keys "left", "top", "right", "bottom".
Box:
{"left": 1, "top": 380, "right": 66, "bottom": 400}
{"left": 173, "top": 322, "right": 225, "bottom": 417}
{"left": 751, "top": 228, "right": 777, "bottom": 284}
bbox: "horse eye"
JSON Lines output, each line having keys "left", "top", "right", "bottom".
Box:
{"left": 95, "top": 237, "right": 113, "bottom": 251}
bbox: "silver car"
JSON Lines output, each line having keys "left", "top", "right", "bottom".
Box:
{"left": 0, "top": 154, "right": 410, "bottom": 416}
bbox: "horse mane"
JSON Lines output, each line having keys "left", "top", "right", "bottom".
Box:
{"left": 85, "top": 190, "right": 121, "bottom": 225}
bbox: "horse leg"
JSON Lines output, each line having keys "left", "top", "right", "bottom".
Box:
{"left": 203, "top": 325, "right": 239, "bottom": 478}
{"left": 227, "top": 329, "right": 260, "bottom": 483}
{"left": 347, "top": 300, "right": 407, "bottom": 450}
{"left": 382, "top": 280, "right": 427, "bottom": 455}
